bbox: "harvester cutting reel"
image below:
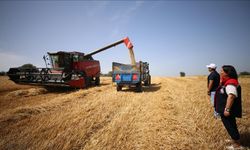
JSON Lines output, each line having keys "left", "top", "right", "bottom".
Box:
{"left": 39, "top": 68, "right": 51, "bottom": 82}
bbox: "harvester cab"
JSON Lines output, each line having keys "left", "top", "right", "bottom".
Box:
{"left": 46, "top": 52, "right": 71, "bottom": 71}
{"left": 45, "top": 51, "right": 91, "bottom": 72}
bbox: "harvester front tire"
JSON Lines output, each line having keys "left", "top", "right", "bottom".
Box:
{"left": 95, "top": 77, "right": 100, "bottom": 86}
{"left": 85, "top": 77, "right": 91, "bottom": 88}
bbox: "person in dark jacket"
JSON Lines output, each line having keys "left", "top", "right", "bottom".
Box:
{"left": 215, "top": 65, "right": 243, "bottom": 150}
{"left": 206, "top": 63, "right": 220, "bottom": 118}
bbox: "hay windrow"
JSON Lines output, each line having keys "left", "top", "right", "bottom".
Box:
{"left": 6, "top": 88, "right": 47, "bottom": 97}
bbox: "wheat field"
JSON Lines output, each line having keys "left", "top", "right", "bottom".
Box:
{"left": 0, "top": 76, "right": 249, "bottom": 150}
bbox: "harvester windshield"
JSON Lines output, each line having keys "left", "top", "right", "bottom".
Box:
{"left": 48, "top": 52, "right": 72, "bottom": 71}
{"left": 50, "top": 55, "right": 59, "bottom": 68}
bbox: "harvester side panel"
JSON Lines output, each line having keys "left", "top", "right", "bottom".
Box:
{"left": 73, "top": 60, "right": 100, "bottom": 77}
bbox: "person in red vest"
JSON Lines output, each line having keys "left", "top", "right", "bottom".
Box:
{"left": 215, "top": 65, "right": 243, "bottom": 150}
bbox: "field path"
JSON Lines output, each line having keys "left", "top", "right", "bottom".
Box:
{"left": 0, "top": 76, "right": 249, "bottom": 149}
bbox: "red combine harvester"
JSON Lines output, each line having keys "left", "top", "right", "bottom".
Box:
{"left": 7, "top": 37, "right": 134, "bottom": 88}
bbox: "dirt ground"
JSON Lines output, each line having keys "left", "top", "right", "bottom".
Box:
{"left": 0, "top": 76, "right": 249, "bottom": 150}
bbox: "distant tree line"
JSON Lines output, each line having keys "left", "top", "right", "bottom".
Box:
{"left": 100, "top": 71, "right": 113, "bottom": 77}
{"left": 178, "top": 71, "right": 250, "bottom": 77}
{"left": 239, "top": 71, "right": 250, "bottom": 76}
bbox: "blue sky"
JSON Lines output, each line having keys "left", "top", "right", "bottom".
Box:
{"left": 0, "top": 1, "right": 249, "bottom": 76}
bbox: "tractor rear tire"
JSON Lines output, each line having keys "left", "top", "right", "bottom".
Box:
{"left": 144, "top": 75, "right": 151, "bottom": 86}
{"left": 148, "top": 75, "right": 151, "bottom": 86}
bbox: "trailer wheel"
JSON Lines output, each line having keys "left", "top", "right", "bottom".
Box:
{"left": 95, "top": 77, "right": 100, "bottom": 86}
{"left": 136, "top": 82, "right": 142, "bottom": 92}
{"left": 116, "top": 85, "right": 122, "bottom": 91}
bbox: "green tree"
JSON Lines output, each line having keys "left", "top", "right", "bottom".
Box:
{"left": 19, "top": 63, "right": 36, "bottom": 69}
{"left": 180, "top": 72, "right": 186, "bottom": 77}
{"left": 0, "top": 71, "right": 6, "bottom": 76}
